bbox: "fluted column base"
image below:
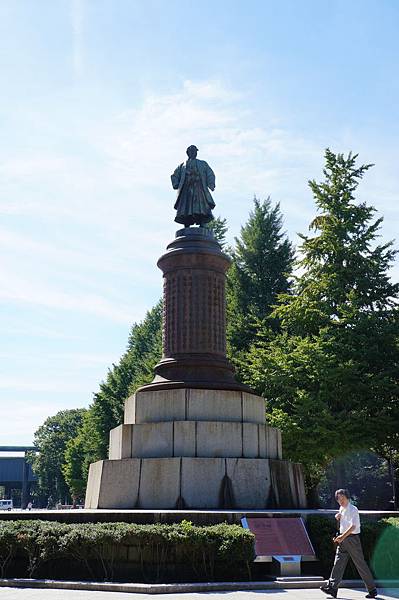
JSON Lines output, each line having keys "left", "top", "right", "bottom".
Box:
{"left": 146, "top": 354, "right": 250, "bottom": 392}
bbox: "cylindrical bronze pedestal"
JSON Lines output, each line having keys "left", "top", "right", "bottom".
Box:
{"left": 144, "top": 227, "right": 249, "bottom": 391}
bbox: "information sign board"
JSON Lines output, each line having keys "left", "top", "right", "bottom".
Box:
{"left": 242, "top": 517, "right": 315, "bottom": 558}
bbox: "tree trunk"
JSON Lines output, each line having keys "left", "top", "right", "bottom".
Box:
{"left": 387, "top": 456, "right": 397, "bottom": 511}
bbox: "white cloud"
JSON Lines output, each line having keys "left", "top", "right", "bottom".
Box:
{"left": 0, "top": 400, "right": 87, "bottom": 445}
{"left": 0, "top": 157, "right": 67, "bottom": 180}
{"left": 81, "top": 79, "right": 326, "bottom": 247}
{"left": 0, "top": 351, "right": 116, "bottom": 367}
{"left": 0, "top": 376, "right": 85, "bottom": 393}
{"left": 0, "top": 227, "right": 157, "bottom": 278}
{"left": 0, "top": 323, "right": 83, "bottom": 341}
{"left": 0, "top": 80, "right": 321, "bottom": 335}
{"left": 1, "top": 78, "right": 397, "bottom": 325}
{"left": 0, "top": 263, "right": 133, "bottom": 323}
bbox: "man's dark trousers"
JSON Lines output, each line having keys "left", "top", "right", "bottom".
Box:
{"left": 329, "top": 534, "right": 375, "bottom": 591}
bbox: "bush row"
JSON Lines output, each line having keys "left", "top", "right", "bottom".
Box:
{"left": 1, "top": 517, "right": 397, "bottom": 583}
{"left": 0, "top": 520, "right": 255, "bottom": 582}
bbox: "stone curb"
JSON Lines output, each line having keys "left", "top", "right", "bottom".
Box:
{"left": 1, "top": 579, "right": 399, "bottom": 594}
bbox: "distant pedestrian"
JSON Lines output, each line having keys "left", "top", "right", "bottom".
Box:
{"left": 26, "top": 501, "right": 33, "bottom": 511}
{"left": 320, "top": 489, "right": 377, "bottom": 598}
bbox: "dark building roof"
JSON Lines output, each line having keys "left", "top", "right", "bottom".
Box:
{"left": 0, "top": 446, "right": 37, "bottom": 452}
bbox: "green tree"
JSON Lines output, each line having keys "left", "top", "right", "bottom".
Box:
{"left": 89, "top": 300, "right": 162, "bottom": 458}
{"left": 64, "top": 301, "right": 163, "bottom": 491}
{"left": 62, "top": 435, "right": 87, "bottom": 505}
{"left": 243, "top": 151, "right": 399, "bottom": 503}
{"left": 227, "top": 197, "right": 294, "bottom": 356}
{"left": 206, "top": 215, "right": 228, "bottom": 249}
{"left": 375, "top": 443, "right": 399, "bottom": 511}
{"left": 318, "top": 451, "right": 394, "bottom": 510}
{"left": 30, "top": 408, "right": 87, "bottom": 503}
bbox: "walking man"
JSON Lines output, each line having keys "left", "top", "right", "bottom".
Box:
{"left": 320, "top": 488, "right": 378, "bottom": 598}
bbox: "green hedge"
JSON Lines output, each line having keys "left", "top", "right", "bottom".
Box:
{"left": 1, "top": 517, "right": 397, "bottom": 583}
{"left": 0, "top": 520, "right": 255, "bottom": 582}
{"left": 306, "top": 515, "right": 399, "bottom": 579}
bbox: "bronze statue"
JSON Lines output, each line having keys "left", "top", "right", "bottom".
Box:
{"left": 171, "top": 145, "right": 215, "bottom": 227}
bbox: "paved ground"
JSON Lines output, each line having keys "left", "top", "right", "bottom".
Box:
{"left": 0, "top": 589, "right": 398, "bottom": 600}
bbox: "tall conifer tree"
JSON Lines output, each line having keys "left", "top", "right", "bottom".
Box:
{"left": 244, "top": 150, "right": 399, "bottom": 500}
{"left": 227, "top": 197, "right": 294, "bottom": 354}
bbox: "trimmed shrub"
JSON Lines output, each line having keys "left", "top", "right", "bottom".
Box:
{"left": 14, "top": 520, "right": 70, "bottom": 577}
{"left": 0, "top": 522, "right": 20, "bottom": 578}
{"left": 0, "top": 520, "right": 255, "bottom": 582}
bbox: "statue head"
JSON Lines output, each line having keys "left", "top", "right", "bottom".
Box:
{"left": 186, "top": 145, "right": 198, "bottom": 159}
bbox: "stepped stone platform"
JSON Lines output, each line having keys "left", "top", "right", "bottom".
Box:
{"left": 85, "top": 388, "right": 306, "bottom": 510}
{"left": 113, "top": 388, "right": 281, "bottom": 460}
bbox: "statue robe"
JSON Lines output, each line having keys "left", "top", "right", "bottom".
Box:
{"left": 171, "top": 158, "right": 215, "bottom": 226}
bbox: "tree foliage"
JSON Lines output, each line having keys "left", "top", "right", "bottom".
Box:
{"left": 30, "top": 408, "right": 87, "bottom": 502}
{"left": 206, "top": 215, "right": 228, "bottom": 249}
{"left": 63, "top": 302, "right": 163, "bottom": 493}
{"left": 318, "top": 451, "right": 395, "bottom": 510}
{"left": 242, "top": 151, "right": 399, "bottom": 496}
{"left": 227, "top": 197, "right": 294, "bottom": 358}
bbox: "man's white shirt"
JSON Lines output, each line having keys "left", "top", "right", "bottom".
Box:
{"left": 339, "top": 502, "right": 361, "bottom": 534}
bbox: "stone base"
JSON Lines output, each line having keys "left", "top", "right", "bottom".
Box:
{"left": 85, "top": 387, "right": 307, "bottom": 511}
{"left": 85, "top": 457, "right": 306, "bottom": 510}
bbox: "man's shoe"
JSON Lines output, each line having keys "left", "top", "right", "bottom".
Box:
{"left": 365, "top": 590, "right": 378, "bottom": 599}
{"left": 320, "top": 585, "right": 337, "bottom": 598}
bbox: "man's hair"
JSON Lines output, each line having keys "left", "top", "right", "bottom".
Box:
{"left": 335, "top": 488, "right": 350, "bottom": 500}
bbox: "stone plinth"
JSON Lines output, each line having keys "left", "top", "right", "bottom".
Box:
{"left": 86, "top": 386, "right": 305, "bottom": 510}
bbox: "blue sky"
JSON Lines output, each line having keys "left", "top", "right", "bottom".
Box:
{"left": 1, "top": 0, "right": 398, "bottom": 445}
